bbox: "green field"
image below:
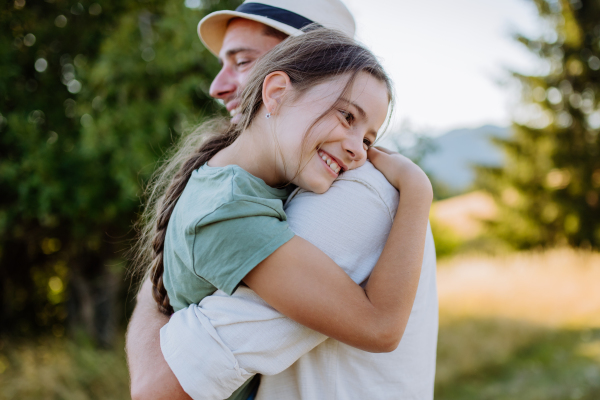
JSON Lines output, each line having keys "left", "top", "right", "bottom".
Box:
{"left": 1, "top": 249, "right": 599, "bottom": 399}
{"left": 436, "top": 319, "right": 600, "bottom": 400}
{"left": 0, "top": 336, "right": 129, "bottom": 400}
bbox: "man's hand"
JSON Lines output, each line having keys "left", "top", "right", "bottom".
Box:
{"left": 127, "top": 278, "right": 192, "bottom": 400}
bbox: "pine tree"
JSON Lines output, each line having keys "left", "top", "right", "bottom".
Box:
{"left": 477, "top": 0, "right": 600, "bottom": 249}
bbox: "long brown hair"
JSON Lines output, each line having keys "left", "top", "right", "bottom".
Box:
{"left": 131, "top": 27, "right": 393, "bottom": 315}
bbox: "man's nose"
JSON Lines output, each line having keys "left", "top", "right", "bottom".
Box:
{"left": 209, "top": 67, "right": 237, "bottom": 100}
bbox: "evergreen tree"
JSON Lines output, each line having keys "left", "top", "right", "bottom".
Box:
{"left": 0, "top": 0, "right": 241, "bottom": 344}
{"left": 477, "top": 0, "right": 600, "bottom": 249}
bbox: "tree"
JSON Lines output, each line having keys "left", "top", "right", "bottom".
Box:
{"left": 0, "top": 0, "right": 241, "bottom": 345}
{"left": 477, "top": 0, "right": 600, "bottom": 249}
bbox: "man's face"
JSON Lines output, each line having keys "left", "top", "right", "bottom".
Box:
{"left": 209, "top": 18, "right": 284, "bottom": 123}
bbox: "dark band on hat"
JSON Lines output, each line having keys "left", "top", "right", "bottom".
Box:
{"left": 236, "top": 3, "right": 315, "bottom": 30}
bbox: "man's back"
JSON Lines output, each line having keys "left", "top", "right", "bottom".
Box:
{"left": 161, "top": 162, "right": 438, "bottom": 399}
{"left": 257, "top": 162, "right": 438, "bottom": 399}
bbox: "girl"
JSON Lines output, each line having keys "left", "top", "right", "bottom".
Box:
{"left": 133, "top": 28, "right": 432, "bottom": 399}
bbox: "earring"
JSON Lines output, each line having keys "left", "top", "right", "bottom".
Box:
{"left": 265, "top": 112, "right": 271, "bottom": 119}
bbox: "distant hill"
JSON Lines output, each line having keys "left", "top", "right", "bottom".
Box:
{"left": 419, "top": 125, "right": 510, "bottom": 192}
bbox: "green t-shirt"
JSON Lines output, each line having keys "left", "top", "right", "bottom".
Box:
{"left": 163, "top": 163, "right": 295, "bottom": 400}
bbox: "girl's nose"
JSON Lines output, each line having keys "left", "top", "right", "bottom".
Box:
{"left": 343, "top": 136, "right": 366, "bottom": 161}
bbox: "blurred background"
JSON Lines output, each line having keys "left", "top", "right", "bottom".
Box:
{"left": 1, "top": 0, "right": 599, "bottom": 398}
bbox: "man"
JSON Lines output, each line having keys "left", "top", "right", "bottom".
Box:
{"left": 127, "top": 1, "right": 438, "bottom": 399}
{"left": 201, "top": 0, "right": 355, "bottom": 124}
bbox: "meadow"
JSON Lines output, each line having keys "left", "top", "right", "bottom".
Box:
{"left": 1, "top": 247, "right": 598, "bottom": 399}
{"left": 435, "top": 248, "right": 600, "bottom": 400}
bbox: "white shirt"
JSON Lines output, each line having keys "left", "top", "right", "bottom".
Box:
{"left": 160, "top": 162, "right": 439, "bottom": 400}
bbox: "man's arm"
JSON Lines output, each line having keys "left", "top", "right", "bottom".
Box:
{"left": 127, "top": 279, "right": 191, "bottom": 400}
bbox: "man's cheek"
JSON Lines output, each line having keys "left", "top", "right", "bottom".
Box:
{"left": 238, "top": 69, "right": 255, "bottom": 89}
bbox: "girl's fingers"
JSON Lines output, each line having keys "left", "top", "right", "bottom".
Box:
{"left": 367, "top": 147, "right": 389, "bottom": 161}
{"left": 367, "top": 146, "right": 383, "bottom": 161}
{"left": 367, "top": 146, "right": 396, "bottom": 163}
{"left": 373, "top": 146, "right": 396, "bottom": 155}
{"left": 368, "top": 147, "right": 401, "bottom": 189}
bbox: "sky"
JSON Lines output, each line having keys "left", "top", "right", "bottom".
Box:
{"left": 342, "top": 0, "right": 544, "bottom": 135}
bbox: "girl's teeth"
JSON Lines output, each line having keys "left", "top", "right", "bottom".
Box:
{"left": 318, "top": 151, "right": 340, "bottom": 174}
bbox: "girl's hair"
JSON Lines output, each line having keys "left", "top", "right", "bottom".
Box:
{"left": 131, "top": 27, "right": 393, "bottom": 315}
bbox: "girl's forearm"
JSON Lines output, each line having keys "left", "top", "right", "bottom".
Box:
{"left": 242, "top": 166, "right": 432, "bottom": 353}
{"left": 362, "top": 173, "right": 433, "bottom": 349}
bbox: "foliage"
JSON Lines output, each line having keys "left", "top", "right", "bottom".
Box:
{"left": 428, "top": 216, "right": 464, "bottom": 259}
{"left": 0, "top": 0, "right": 241, "bottom": 342}
{"left": 477, "top": 0, "right": 600, "bottom": 249}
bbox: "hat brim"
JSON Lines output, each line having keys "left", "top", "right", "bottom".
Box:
{"left": 198, "top": 10, "right": 304, "bottom": 57}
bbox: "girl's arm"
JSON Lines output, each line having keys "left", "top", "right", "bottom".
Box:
{"left": 243, "top": 147, "right": 433, "bottom": 353}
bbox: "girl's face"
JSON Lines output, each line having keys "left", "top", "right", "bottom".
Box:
{"left": 274, "top": 72, "right": 390, "bottom": 194}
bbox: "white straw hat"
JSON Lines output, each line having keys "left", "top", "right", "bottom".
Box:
{"left": 198, "top": 0, "right": 356, "bottom": 56}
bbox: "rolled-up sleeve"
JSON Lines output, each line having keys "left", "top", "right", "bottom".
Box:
{"left": 160, "top": 303, "right": 254, "bottom": 400}
{"left": 161, "top": 288, "right": 327, "bottom": 399}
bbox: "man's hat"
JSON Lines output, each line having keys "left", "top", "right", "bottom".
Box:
{"left": 198, "top": 0, "right": 356, "bottom": 56}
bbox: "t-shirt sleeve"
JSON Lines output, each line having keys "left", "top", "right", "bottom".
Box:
{"left": 188, "top": 200, "right": 295, "bottom": 296}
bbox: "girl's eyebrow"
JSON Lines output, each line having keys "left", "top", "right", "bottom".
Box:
{"left": 340, "top": 97, "right": 367, "bottom": 121}
{"left": 339, "top": 97, "right": 377, "bottom": 139}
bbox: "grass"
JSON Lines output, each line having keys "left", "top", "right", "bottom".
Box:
{"left": 435, "top": 248, "right": 600, "bottom": 399}
{"left": 0, "top": 335, "right": 129, "bottom": 400}
{"left": 437, "top": 248, "right": 600, "bottom": 327}
{"left": 436, "top": 320, "right": 600, "bottom": 400}
{"left": 0, "top": 248, "right": 598, "bottom": 399}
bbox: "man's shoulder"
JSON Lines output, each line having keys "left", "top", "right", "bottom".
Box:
{"left": 337, "top": 161, "right": 393, "bottom": 191}
{"left": 334, "top": 161, "right": 398, "bottom": 210}
{"left": 285, "top": 161, "right": 398, "bottom": 219}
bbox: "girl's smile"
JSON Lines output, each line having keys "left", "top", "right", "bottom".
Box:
{"left": 317, "top": 150, "right": 344, "bottom": 176}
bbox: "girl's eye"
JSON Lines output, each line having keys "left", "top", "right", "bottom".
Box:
{"left": 236, "top": 60, "right": 251, "bottom": 67}
{"left": 363, "top": 138, "right": 373, "bottom": 148}
{"left": 339, "top": 110, "right": 354, "bottom": 125}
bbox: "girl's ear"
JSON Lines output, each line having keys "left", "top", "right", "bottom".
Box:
{"left": 262, "top": 71, "right": 291, "bottom": 115}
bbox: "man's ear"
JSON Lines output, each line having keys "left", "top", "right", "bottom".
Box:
{"left": 262, "top": 71, "right": 291, "bottom": 115}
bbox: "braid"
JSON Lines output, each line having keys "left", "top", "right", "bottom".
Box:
{"left": 133, "top": 27, "right": 394, "bottom": 315}
{"left": 146, "top": 126, "right": 239, "bottom": 315}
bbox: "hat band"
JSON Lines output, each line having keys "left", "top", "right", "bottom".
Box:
{"left": 235, "top": 3, "right": 315, "bottom": 30}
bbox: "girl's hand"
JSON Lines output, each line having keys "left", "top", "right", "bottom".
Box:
{"left": 367, "top": 146, "right": 433, "bottom": 197}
